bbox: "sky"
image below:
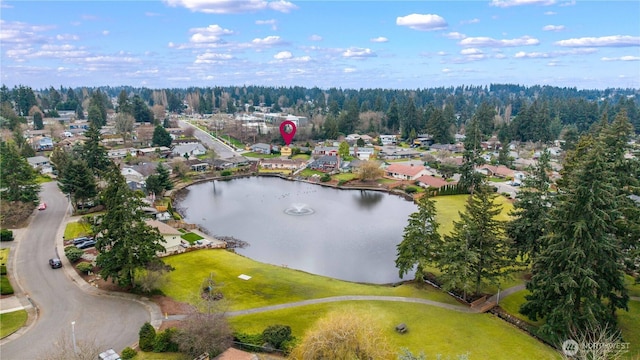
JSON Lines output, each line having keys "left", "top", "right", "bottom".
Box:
{"left": 1, "top": 0, "right": 639, "bottom": 90}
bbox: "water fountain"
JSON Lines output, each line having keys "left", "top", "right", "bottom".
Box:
{"left": 284, "top": 203, "right": 315, "bottom": 216}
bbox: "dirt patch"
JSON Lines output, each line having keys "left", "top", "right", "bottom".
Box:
{"left": 0, "top": 201, "right": 36, "bottom": 228}
{"left": 151, "top": 294, "right": 195, "bottom": 316}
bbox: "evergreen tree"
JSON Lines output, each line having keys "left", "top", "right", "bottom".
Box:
{"left": 459, "top": 117, "right": 485, "bottom": 192}
{"left": 395, "top": 194, "right": 442, "bottom": 280}
{"left": 94, "top": 166, "right": 166, "bottom": 287}
{"left": 33, "top": 112, "right": 43, "bottom": 130}
{"left": 156, "top": 163, "right": 173, "bottom": 191}
{"left": 506, "top": 150, "right": 552, "bottom": 262}
{"left": 439, "top": 186, "right": 510, "bottom": 298}
{"left": 386, "top": 98, "right": 400, "bottom": 133}
{"left": 338, "top": 141, "right": 350, "bottom": 159}
{"left": 520, "top": 140, "right": 629, "bottom": 343}
{"left": 0, "top": 141, "right": 40, "bottom": 203}
{"left": 322, "top": 114, "right": 339, "bottom": 140}
{"left": 152, "top": 125, "right": 172, "bottom": 147}
{"left": 82, "top": 122, "right": 110, "bottom": 175}
{"left": 401, "top": 97, "right": 420, "bottom": 140}
{"left": 57, "top": 159, "right": 97, "bottom": 210}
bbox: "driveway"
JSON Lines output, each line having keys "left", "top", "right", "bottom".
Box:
{"left": 0, "top": 182, "right": 153, "bottom": 359}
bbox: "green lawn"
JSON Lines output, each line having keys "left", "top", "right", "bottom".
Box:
{"left": 63, "top": 220, "right": 93, "bottom": 239}
{"left": 133, "top": 351, "right": 188, "bottom": 360}
{"left": 299, "top": 169, "right": 324, "bottom": 177}
{"left": 291, "top": 154, "right": 310, "bottom": 160}
{"left": 433, "top": 194, "right": 513, "bottom": 235}
{"left": 0, "top": 310, "right": 27, "bottom": 338}
{"left": 160, "top": 250, "right": 460, "bottom": 311}
{"left": 229, "top": 301, "right": 560, "bottom": 359}
{"left": 0, "top": 248, "right": 8, "bottom": 265}
{"left": 333, "top": 173, "right": 358, "bottom": 181}
{"left": 243, "top": 152, "right": 280, "bottom": 158}
{"left": 180, "top": 232, "right": 203, "bottom": 244}
{"left": 498, "top": 290, "right": 544, "bottom": 326}
{"left": 625, "top": 274, "right": 640, "bottom": 297}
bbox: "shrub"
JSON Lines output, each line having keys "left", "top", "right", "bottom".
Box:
{"left": 121, "top": 347, "right": 137, "bottom": 360}
{"left": 320, "top": 174, "right": 331, "bottom": 182}
{"left": 138, "top": 322, "right": 156, "bottom": 352}
{"left": 221, "top": 170, "right": 232, "bottom": 177}
{"left": 233, "top": 332, "right": 264, "bottom": 351}
{"left": 153, "top": 328, "right": 179, "bottom": 352}
{"left": 262, "top": 324, "right": 292, "bottom": 350}
{"left": 76, "top": 262, "right": 93, "bottom": 274}
{"left": 0, "top": 229, "right": 14, "bottom": 242}
{"left": 337, "top": 180, "right": 346, "bottom": 186}
{"left": 405, "top": 186, "right": 418, "bottom": 194}
{"left": 0, "top": 276, "right": 14, "bottom": 295}
{"left": 64, "top": 246, "right": 84, "bottom": 263}
{"left": 0, "top": 265, "right": 6, "bottom": 275}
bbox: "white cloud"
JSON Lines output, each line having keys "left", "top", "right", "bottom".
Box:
{"left": 559, "top": 0, "right": 575, "bottom": 6}
{"left": 461, "top": 18, "right": 480, "bottom": 24}
{"left": 515, "top": 51, "right": 550, "bottom": 58}
{"left": 343, "top": 47, "right": 377, "bottom": 58}
{"left": 56, "top": 34, "right": 80, "bottom": 41}
{"left": 102, "top": 30, "right": 110, "bottom": 36}
{"left": 189, "top": 24, "right": 234, "bottom": 44}
{"left": 437, "top": 51, "right": 448, "bottom": 56}
{"left": 309, "top": 34, "right": 322, "bottom": 41}
{"left": 555, "top": 35, "right": 640, "bottom": 47}
{"left": 459, "top": 35, "right": 539, "bottom": 47}
{"left": 490, "top": 0, "right": 556, "bottom": 7}
{"left": 251, "top": 35, "right": 284, "bottom": 46}
{"left": 163, "top": 0, "right": 297, "bottom": 14}
{"left": 460, "top": 48, "right": 483, "bottom": 55}
{"left": 544, "top": 11, "right": 557, "bottom": 15}
{"left": 601, "top": 56, "right": 640, "bottom": 61}
{"left": 514, "top": 48, "right": 597, "bottom": 59}
{"left": 256, "top": 19, "right": 277, "bottom": 30}
{"left": 542, "top": 25, "right": 565, "bottom": 32}
{"left": 195, "top": 52, "right": 234, "bottom": 64}
{"left": 442, "top": 68, "right": 452, "bottom": 73}
{"left": 343, "top": 68, "right": 356, "bottom": 73}
{"left": 445, "top": 32, "right": 466, "bottom": 40}
{"left": 274, "top": 51, "right": 292, "bottom": 59}
{"left": 396, "top": 14, "right": 447, "bottom": 31}
{"left": 494, "top": 53, "right": 507, "bottom": 59}
{"left": 370, "top": 36, "right": 388, "bottom": 43}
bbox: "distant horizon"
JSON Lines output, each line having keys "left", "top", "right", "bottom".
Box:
{"left": 2, "top": 1, "right": 639, "bottom": 90}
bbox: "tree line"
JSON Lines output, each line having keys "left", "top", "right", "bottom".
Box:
{"left": 395, "top": 109, "right": 639, "bottom": 347}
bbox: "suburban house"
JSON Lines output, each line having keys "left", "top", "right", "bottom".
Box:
{"left": 308, "top": 155, "right": 340, "bottom": 172}
{"left": 417, "top": 175, "right": 451, "bottom": 189}
{"left": 259, "top": 158, "right": 306, "bottom": 171}
{"left": 378, "top": 147, "right": 421, "bottom": 160}
{"left": 136, "top": 146, "right": 172, "bottom": 158}
{"left": 36, "top": 137, "right": 54, "bottom": 151}
{"left": 385, "top": 163, "right": 429, "bottom": 181}
{"left": 144, "top": 219, "right": 183, "bottom": 254}
{"left": 379, "top": 135, "right": 397, "bottom": 146}
{"left": 430, "top": 143, "right": 463, "bottom": 153}
{"left": 121, "top": 167, "right": 145, "bottom": 190}
{"left": 107, "top": 148, "right": 136, "bottom": 159}
{"left": 249, "top": 143, "right": 272, "bottom": 154}
{"left": 353, "top": 146, "right": 375, "bottom": 160}
{"left": 211, "top": 158, "right": 233, "bottom": 170}
{"left": 312, "top": 146, "right": 339, "bottom": 156}
{"left": 172, "top": 143, "right": 206, "bottom": 158}
{"left": 27, "top": 155, "right": 53, "bottom": 174}
{"left": 183, "top": 159, "right": 210, "bottom": 172}
{"left": 475, "top": 165, "right": 516, "bottom": 179}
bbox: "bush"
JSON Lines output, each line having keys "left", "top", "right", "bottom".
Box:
{"left": 233, "top": 332, "right": 264, "bottom": 351}
{"left": 221, "top": 170, "right": 232, "bottom": 177}
{"left": 405, "top": 186, "right": 418, "bottom": 194}
{"left": 138, "top": 322, "right": 156, "bottom": 352}
{"left": 121, "top": 347, "right": 137, "bottom": 360}
{"left": 153, "top": 328, "right": 179, "bottom": 352}
{"left": 320, "top": 174, "right": 331, "bottom": 182}
{"left": 64, "top": 246, "right": 84, "bottom": 263}
{"left": 76, "top": 262, "right": 93, "bottom": 274}
{"left": 262, "top": 324, "right": 292, "bottom": 350}
{"left": 0, "top": 229, "right": 14, "bottom": 242}
{"left": 0, "top": 276, "right": 14, "bottom": 295}
{"left": 0, "top": 265, "right": 6, "bottom": 275}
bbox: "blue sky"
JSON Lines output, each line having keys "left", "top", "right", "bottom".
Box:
{"left": 1, "top": 0, "right": 639, "bottom": 90}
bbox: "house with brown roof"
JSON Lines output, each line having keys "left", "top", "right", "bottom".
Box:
{"left": 385, "top": 163, "right": 429, "bottom": 181}
{"left": 417, "top": 175, "right": 451, "bottom": 189}
{"left": 144, "top": 219, "right": 183, "bottom": 254}
{"left": 475, "top": 165, "right": 515, "bottom": 179}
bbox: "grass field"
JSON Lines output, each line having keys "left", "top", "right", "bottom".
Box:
{"left": 432, "top": 194, "right": 513, "bottom": 235}
{"left": 160, "top": 250, "right": 460, "bottom": 311}
{"left": 0, "top": 310, "right": 27, "bottom": 338}
{"left": 243, "top": 152, "right": 280, "bottom": 158}
{"left": 0, "top": 248, "right": 8, "bottom": 265}
{"left": 63, "top": 220, "right": 93, "bottom": 239}
{"left": 180, "top": 232, "right": 203, "bottom": 244}
{"left": 229, "top": 301, "right": 560, "bottom": 359}
{"left": 298, "top": 169, "right": 324, "bottom": 177}
{"left": 333, "top": 173, "right": 358, "bottom": 181}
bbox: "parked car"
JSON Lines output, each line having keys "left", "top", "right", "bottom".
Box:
{"left": 38, "top": 202, "right": 47, "bottom": 210}
{"left": 49, "top": 258, "right": 62, "bottom": 269}
{"left": 76, "top": 239, "right": 96, "bottom": 249}
{"left": 72, "top": 236, "right": 91, "bottom": 245}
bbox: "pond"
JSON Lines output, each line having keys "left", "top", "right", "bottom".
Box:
{"left": 174, "top": 176, "right": 417, "bottom": 284}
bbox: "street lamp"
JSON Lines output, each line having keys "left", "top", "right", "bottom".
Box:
{"left": 71, "top": 321, "right": 78, "bottom": 355}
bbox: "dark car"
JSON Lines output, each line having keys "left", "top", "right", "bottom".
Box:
{"left": 76, "top": 239, "right": 96, "bottom": 249}
{"left": 72, "top": 236, "right": 91, "bottom": 245}
{"left": 49, "top": 258, "right": 62, "bottom": 269}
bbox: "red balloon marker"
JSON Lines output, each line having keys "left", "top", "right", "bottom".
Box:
{"left": 279, "top": 120, "right": 296, "bottom": 146}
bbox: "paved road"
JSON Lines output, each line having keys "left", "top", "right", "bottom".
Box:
{"left": 0, "top": 182, "right": 151, "bottom": 359}
{"left": 178, "top": 119, "right": 241, "bottom": 159}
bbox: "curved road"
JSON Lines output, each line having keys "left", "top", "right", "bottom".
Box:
{"left": 1, "top": 182, "right": 150, "bottom": 359}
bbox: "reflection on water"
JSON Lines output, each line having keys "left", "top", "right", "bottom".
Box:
{"left": 175, "top": 177, "right": 417, "bottom": 284}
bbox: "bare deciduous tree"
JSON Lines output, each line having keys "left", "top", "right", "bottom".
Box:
{"left": 562, "top": 324, "right": 629, "bottom": 360}
{"left": 40, "top": 330, "right": 104, "bottom": 360}
{"left": 174, "top": 312, "right": 233, "bottom": 358}
{"left": 152, "top": 104, "right": 166, "bottom": 123}
{"left": 358, "top": 160, "right": 384, "bottom": 181}
{"left": 289, "top": 310, "right": 394, "bottom": 360}
{"left": 183, "top": 126, "right": 195, "bottom": 137}
{"left": 114, "top": 113, "right": 135, "bottom": 146}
